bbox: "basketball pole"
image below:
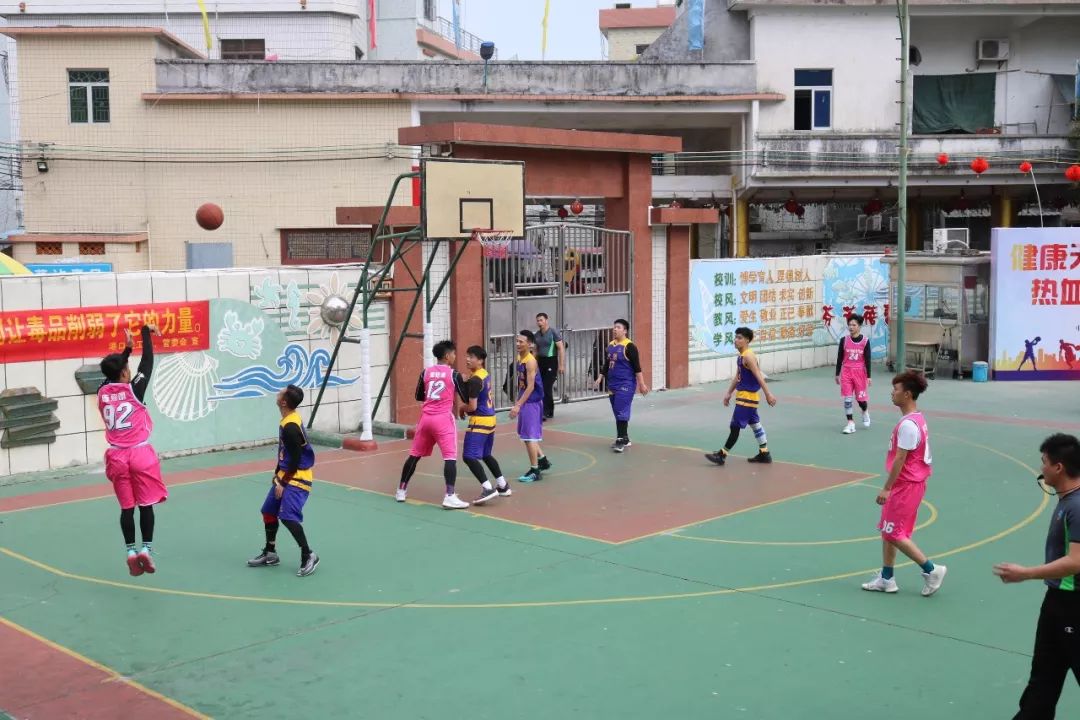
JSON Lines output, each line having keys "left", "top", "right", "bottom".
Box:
{"left": 895, "top": 0, "right": 910, "bottom": 370}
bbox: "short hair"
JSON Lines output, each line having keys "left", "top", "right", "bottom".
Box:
{"left": 282, "top": 384, "right": 304, "bottom": 410}
{"left": 518, "top": 329, "right": 536, "bottom": 344}
{"left": 848, "top": 314, "right": 864, "bottom": 326}
{"left": 614, "top": 318, "right": 630, "bottom": 332}
{"left": 891, "top": 370, "right": 928, "bottom": 400}
{"left": 433, "top": 340, "right": 456, "bottom": 360}
{"left": 100, "top": 353, "right": 127, "bottom": 383}
{"left": 1041, "top": 434, "right": 1080, "bottom": 478}
{"left": 536, "top": 312, "right": 549, "bottom": 321}
{"left": 735, "top": 326, "right": 754, "bottom": 342}
{"left": 466, "top": 345, "right": 487, "bottom": 361}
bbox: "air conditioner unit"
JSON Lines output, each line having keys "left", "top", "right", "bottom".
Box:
{"left": 932, "top": 227, "right": 969, "bottom": 254}
{"left": 857, "top": 214, "right": 882, "bottom": 232}
{"left": 889, "top": 216, "right": 900, "bottom": 233}
{"left": 976, "top": 39, "right": 1010, "bottom": 62}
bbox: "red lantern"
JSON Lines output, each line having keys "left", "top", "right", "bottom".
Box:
{"left": 556, "top": 206, "right": 569, "bottom": 219}
{"left": 783, "top": 198, "right": 798, "bottom": 214}
{"left": 970, "top": 157, "right": 989, "bottom": 174}
{"left": 570, "top": 199, "right": 584, "bottom": 215}
{"left": 1018, "top": 161, "right": 1032, "bottom": 174}
{"left": 865, "top": 197, "right": 883, "bottom": 215}
{"left": 1066, "top": 165, "right": 1080, "bottom": 183}
{"left": 936, "top": 153, "right": 949, "bottom": 166}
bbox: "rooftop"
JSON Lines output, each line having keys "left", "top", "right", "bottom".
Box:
{"left": 599, "top": 6, "right": 677, "bottom": 31}
{"left": 0, "top": 25, "right": 204, "bottom": 58}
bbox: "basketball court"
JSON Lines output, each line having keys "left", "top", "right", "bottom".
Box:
{"left": 2, "top": 366, "right": 1078, "bottom": 718}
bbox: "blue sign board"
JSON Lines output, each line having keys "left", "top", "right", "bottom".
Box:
{"left": 25, "top": 262, "right": 113, "bottom": 274}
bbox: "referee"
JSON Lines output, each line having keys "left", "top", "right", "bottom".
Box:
{"left": 534, "top": 313, "right": 565, "bottom": 421}
{"left": 994, "top": 433, "right": 1080, "bottom": 719}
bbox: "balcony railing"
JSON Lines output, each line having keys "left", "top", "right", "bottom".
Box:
{"left": 419, "top": 15, "right": 489, "bottom": 57}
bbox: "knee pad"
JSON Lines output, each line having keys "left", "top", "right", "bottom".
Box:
{"left": 262, "top": 512, "right": 278, "bottom": 525}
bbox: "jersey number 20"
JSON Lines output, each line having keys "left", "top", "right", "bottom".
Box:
{"left": 103, "top": 402, "right": 134, "bottom": 431}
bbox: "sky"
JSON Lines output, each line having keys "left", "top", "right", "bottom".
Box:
{"left": 449, "top": 0, "right": 663, "bottom": 61}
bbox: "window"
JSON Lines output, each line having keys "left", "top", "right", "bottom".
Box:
{"left": 220, "top": 39, "right": 266, "bottom": 60}
{"left": 36, "top": 242, "right": 62, "bottom": 255}
{"left": 423, "top": 0, "right": 437, "bottom": 21}
{"left": 280, "top": 229, "right": 372, "bottom": 265}
{"left": 635, "top": 43, "right": 651, "bottom": 56}
{"left": 68, "top": 70, "right": 109, "bottom": 124}
{"left": 794, "top": 69, "right": 832, "bottom": 131}
{"left": 79, "top": 242, "right": 106, "bottom": 256}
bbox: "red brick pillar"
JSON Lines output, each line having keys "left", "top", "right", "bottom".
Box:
{"left": 666, "top": 225, "right": 691, "bottom": 388}
{"left": 450, "top": 239, "right": 485, "bottom": 357}
{"left": 604, "top": 154, "right": 653, "bottom": 381}
{"left": 389, "top": 236, "right": 425, "bottom": 427}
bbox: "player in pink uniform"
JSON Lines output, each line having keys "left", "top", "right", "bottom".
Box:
{"left": 98, "top": 324, "right": 166, "bottom": 577}
{"left": 835, "top": 314, "right": 871, "bottom": 434}
{"left": 395, "top": 340, "right": 470, "bottom": 509}
{"left": 862, "top": 371, "right": 947, "bottom": 596}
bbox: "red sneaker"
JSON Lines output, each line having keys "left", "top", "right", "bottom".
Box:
{"left": 137, "top": 550, "right": 156, "bottom": 574}
{"left": 127, "top": 553, "right": 144, "bottom": 577}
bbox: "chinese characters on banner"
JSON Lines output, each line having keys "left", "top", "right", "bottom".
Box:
{"left": 990, "top": 228, "right": 1080, "bottom": 381}
{"left": 0, "top": 301, "right": 210, "bottom": 363}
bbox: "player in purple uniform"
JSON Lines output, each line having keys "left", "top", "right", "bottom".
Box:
{"left": 592, "top": 319, "right": 649, "bottom": 453}
{"left": 511, "top": 330, "right": 551, "bottom": 482}
{"left": 459, "top": 346, "right": 511, "bottom": 505}
{"left": 705, "top": 327, "right": 777, "bottom": 466}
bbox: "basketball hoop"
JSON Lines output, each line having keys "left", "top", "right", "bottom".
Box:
{"left": 473, "top": 229, "right": 513, "bottom": 259}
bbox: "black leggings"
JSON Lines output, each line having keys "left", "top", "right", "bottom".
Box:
{"left": 120, "top": 506, "right": 154, "bottom": 545}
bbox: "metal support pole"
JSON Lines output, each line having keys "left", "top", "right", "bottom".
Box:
{"left": 896, "top": 0, "right": 910, "bottom": 370}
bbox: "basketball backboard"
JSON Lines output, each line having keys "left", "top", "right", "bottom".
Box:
{"left": 421, "top": 158, "right": 525, "bottom": 239}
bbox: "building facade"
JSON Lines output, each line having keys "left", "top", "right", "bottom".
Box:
{"left": 599, "top": 2, "right": 676, "bottom": 60}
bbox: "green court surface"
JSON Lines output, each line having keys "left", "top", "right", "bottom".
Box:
{"left": 1, "top": 366, "right": 1078, "bottom": 719}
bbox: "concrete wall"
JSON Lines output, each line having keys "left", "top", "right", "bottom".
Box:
{"left": 752, "top": 7, "right": 900, "bottom": 133}
{"left": 0, "top": 265, "right": 391, "bottom": 476}
{"left": 911, "top": 15, "right": 1080, "bottom": 135}
{"left": 606, "top": 27, "right": 668, "bottom": 61}
{"left": 156, "top": 58, "right": 761, "bottom": 97}
{"left": 640, "top": 0, "right": 751, "bottom": 63}
{"left": 13, "top": 34, "right": 414, "bottom": 270}
{"left": 12, "top": 240, "right": 150, "bottom": 273}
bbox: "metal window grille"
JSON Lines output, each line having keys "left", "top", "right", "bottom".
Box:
{"left": 280, "top": 229, "right": 372, "bottom": 264}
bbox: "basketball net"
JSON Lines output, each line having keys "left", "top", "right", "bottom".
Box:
{"left": 473, "top": 229, "right": 513, "bottom": 259}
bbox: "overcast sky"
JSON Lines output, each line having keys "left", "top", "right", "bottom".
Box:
{"left": 449, "top": 0, "right": 662, "bottom": 61}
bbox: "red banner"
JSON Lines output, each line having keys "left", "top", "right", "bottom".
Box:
{"left": 0, "top": 301, "right": 210, "bottom": 363}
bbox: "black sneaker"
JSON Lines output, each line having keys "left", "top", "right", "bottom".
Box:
{"left": 247, "top": 550, "right": 280, "bottom": 567}
{"left": 613, "top": 438, "right": 631, "bottom": 454}
{"left": 748, "top": 451, "right": 773, "bottom": 464}
{"left": 537, "top": 457, "right": 552, "bottom": 471}
{"left": 496, "top": 483, "right": 513, "bottom": 497}
{"left": 472, "top": 487, "right": 500, "bottom": 505}
{"left": 704, "top": 451, "right": 727, "bottom": 466}
{"left": 297, "top": 552, "right": 320, "bottom": 577}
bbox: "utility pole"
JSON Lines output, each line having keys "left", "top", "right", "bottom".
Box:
{"left": 896, "top": 0, "right": 910, "bottom": 370}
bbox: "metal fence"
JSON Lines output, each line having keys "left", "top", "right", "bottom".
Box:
{"left": 484, "top": 223, "right": 633, "bottom": 410}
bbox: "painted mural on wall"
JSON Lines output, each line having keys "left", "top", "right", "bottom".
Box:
{"left": 689, "top": 255, "right": 890, "bottom": 362}
{"left": 990, "top": 228, "right": 1080, "bottom": 381}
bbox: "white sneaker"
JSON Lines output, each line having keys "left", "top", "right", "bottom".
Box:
{"left": 861, "top": 574, "right": 898, "bottom": 593}
{"left": 921, "top": 564, "right": 947, "bottom": 596}
{"left": 863, "top": 413, "right": 871, "bottom": 428}
{"left": 442, "top": 493, "right": 470, "bottom": 510}
{"left": 394, "top": 488, "right": 407, "bottom": 503}
{"left": 842, "top": 422, "right": 856, "bottom": 435}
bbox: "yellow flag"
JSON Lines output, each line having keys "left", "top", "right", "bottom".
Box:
{"left": 541, "top": 0, "right": 550, "bottom": 58}
{"left": 196, "top": 0, "right": 212, "bottom": 51}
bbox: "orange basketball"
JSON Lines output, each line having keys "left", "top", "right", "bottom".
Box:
{"left": 196, "top": 203, "right": 224, "bottom": 231}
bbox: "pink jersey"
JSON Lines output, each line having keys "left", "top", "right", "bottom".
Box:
{"left": 98, "top": 382, "right": 153, "bottom": 448}
{"left": 420, "top": 364, "right": 456, "bottom": 417}
{"left": 842, "top": 335, "right": 869, "bottom": 370}
{"left": 886, "top": 411, "right": 932, "bottom": 485}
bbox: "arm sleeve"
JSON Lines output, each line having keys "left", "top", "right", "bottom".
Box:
{"left": 896, "top": 419, "right": 920, "bottom": 451}
{"left": 281, "top": 423, "right": 305, "bottom": 473}
{"left": 466, "top": 377, "right": 483, "bottom": 400}
{"left": 130, "top": 326, "right": 154, "bottom": 403}
{"left": 864, "top": 340, "right": 872, "bottom": 377}
{"left": 625, "top": 343, "right": 643, "bottom": 374}
{"left": 414, "top": 372, "right": 426, "bottom": 402}
{"left": 835, "top": 337, "right": 845, "bottom": 376}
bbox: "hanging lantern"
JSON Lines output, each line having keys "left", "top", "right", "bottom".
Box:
{"left": 557, "top": 206, "right": 569, "bottom": 219}
{"left": 671, "top": 198, "right": 683, "bottom": 209}
{"left": 1066, "top": 165, "right": 1080, "bottom": 183}
{"left": 936, "top": 153, "right": 949, "bottom": 166}
{"left": 570, "top": 199, "right": 584, "bottom": 215}
{"left": 1018, "top": 161, "right": 1033, "bottom": 174}
{"left": 795, "top": 204, "right": 806, "bottom": 218}
{"left": 866, "top": 197, "right": 884, "bottom": 215}
{"left": 970, "top": 157, "right": 989, "bottom": 174}
{"left": 783, "top": 197, "right": 798, "bottom": 214}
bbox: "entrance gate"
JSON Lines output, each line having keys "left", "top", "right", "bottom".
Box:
{"left": 484, "top": 223, "right": 633, "bottom": 411}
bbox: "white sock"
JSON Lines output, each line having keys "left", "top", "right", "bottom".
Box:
{"left": 481, "top": 480, "right": 493, "bottom": 491}
{"left": 496, "top": 476, "right": 507, "bottom": 488}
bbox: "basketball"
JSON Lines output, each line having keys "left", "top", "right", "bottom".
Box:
{"left": 196, "top": 203, "right": 224, "bottom": 231}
